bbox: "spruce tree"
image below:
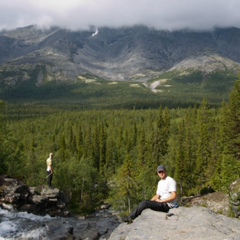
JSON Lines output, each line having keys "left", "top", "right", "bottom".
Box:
{"left": 175, "top": 120, "right": 187, "bottom": 196}
{"left": 152, "top": 107, "right": 170, "bottom": 165}
{"left": 219, "top": 79, "right": 240, "bottom": 190}
{"left": 222, "top": 79, "right": 240, "bottom": 159}
{"left": 195, "top": 99, "right": 212, "bottom": 192}
{"left": 0, "top": 101, "right": 7, "bottom": 174}
{"left": 108, "top": 154, "right": 137, "bottom": 213}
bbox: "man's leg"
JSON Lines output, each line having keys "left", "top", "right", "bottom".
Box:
{"left": 49, "top": 174, "right": 52, "bottom": 187}
{"left": 129, "top": 200, "right": 169, "bottom": 220}
{"left": 47, "top": 171, "right": 52, "bottom": 187}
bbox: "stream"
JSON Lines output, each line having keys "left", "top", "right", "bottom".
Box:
{"left": 0, "top": 207, "right": 120, "bottom": 240}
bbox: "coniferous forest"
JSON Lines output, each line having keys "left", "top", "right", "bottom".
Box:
{"left": 1, "top": 79, "right": 240, "bottom": 215}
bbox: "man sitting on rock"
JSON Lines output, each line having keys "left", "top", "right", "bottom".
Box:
{"left": 125, "top": 165, "right": 178, "bottom": 224}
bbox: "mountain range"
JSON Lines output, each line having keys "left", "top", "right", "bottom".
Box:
{"left": 0, "top": 25, "right": 240, "bottom": 107}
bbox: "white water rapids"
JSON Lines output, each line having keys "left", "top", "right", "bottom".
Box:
{"left": 0, "top": 208, "right": 52, "bottom": 239}
{"left": 0, "top": 207, "right": 120, "bottom": 240}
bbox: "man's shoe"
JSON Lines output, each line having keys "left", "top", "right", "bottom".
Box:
{"left": 127, "top": 218, "right": 133, "bottom": 224}
{"left": 123, "top": 217, "right": 133, "bottom": 224}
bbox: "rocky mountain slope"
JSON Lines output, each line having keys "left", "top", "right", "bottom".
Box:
{"left": 1, "top": 25, "right": 240, "bottom": 85}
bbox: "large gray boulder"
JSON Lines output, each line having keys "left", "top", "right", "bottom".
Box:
{"left": 109, "top": 207, "right": 240, "bottom": 240}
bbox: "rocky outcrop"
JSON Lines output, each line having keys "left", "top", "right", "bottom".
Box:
{"left": 0, "top": 175, "right": 69, "bottom": 217}
{"left": 109, "top": 207, "right": 240, "bottom": 240}
{"left": 181, "top": 192, "right": 230, "bottom": 216}
{"left": 229, "top": 178, "right": 240, "bottom": 217}
{"left": 181, "top": 179, "right": 240, "bottom": 218}
{"left": 0, "top": 175, "right": 120, "bottom": 239}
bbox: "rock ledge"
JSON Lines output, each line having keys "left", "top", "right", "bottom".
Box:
{"left": 0, "top": 175, "right": 69, "bottom": 217}
{"left": 109, "top": 207, "right": 240, "bottom": 240}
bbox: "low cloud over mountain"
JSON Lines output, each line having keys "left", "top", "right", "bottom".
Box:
{"left": 1, "top": 0, "right": 240, "bottom": 31}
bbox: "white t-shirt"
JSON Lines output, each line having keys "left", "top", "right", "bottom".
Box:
{"left": 46, "top": 158, "right": 52, "bottom": 171}
{"left": 156, "top": 176, "right": 177, "bottom": 208}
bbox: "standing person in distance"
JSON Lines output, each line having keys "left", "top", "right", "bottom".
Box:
{"left": 125, "top": 165, "right": 177, "bottom": 223}
{"left": 46, "top": 153, "right": 54, "bottom": 188}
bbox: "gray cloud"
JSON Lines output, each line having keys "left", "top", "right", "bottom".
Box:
{"left": 0, "top": 0, "right": 240, "bottom": 31}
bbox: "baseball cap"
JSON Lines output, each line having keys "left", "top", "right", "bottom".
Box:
{"left": 157, "top": 165, "right": 166, "bottom": 172}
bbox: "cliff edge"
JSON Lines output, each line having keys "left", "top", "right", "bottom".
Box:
{"left": 109, "top": 207, "right": 240, "bottom": 240}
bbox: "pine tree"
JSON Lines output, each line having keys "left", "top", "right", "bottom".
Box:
{"left": 77, "top": 125, "right": 83, "bottom": 156}
{"left": 0, "top": 101, "right": 8, "bottom": 174}
{"left": 108, "top": 154, "right": 137, "bottom": 213}
{"left": 69, "top": 126, "right": 77, "bottom": 154}
{"left": 152, "top": 107, "right": 170, "bottom": 165}
{"left": 222, "top": 79, "right": 240, "bottom": 159}
{"left": 183, "top": 107, "right": 198, "bottom": 194}
{"left": 136, "top": 127, "right": 157, "bottom": 200}
{"left": 218, "top": 79, "right": 240, "bottom": 191}
{"left": 59, "top": 133, "right": 67, "bottom": 161}
{"left": 99, "top": 123, "right": 107, "bottom": 176}
{"left": 195, "top": 99, "right": 212, "bottom": 192}
{"left": 68, "top": 156, "right": 100, "bottom": 213}
{"left": 175, "top": 120, "right": 187, "bottom": 196}
{"left": 205, "top": 114, "right": 222, "bottom": 190}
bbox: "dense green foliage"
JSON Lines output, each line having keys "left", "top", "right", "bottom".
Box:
{"left": 1, "top": 79, "right": 240, "bottom": 215}
{"left": 0, "top": 101, "right": 24, "bottom": 176}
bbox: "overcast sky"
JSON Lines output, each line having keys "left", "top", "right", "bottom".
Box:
{"left": 1, "top": 0, "right": 240, "bottom": 31}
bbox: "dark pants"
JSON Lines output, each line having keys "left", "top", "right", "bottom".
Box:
{"left": 129, "top": 200, "right": 170, "bottom": 220}
{"left": 47, "top": 171, "right": 52, "bottom": 187}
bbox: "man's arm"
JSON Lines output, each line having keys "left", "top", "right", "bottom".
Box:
{"left": 151, "top": 194, "right": 160, "bottom": 201}
{"left": 155, "top": 191, "right": 177, "bottom": 203}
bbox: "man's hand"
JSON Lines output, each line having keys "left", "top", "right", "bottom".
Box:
{"left": 151, "top": 194, "right": 160, "bottom": 201}
{"left": 158, "top": 192, "right": 177, "bottom": 203}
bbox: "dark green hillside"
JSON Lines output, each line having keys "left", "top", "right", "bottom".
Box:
{"left": 153, "top": 70, "right": 236, "bottom": 106}
{"left": 0, "top": 70, "right": 238, "bottom": 109}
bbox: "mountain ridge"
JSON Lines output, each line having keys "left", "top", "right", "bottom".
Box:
{"left": 0, "top": 25, "right": 240, "bottom": 108}
{"left": 1, "top": 25, "right": 240, "bottom": 84}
